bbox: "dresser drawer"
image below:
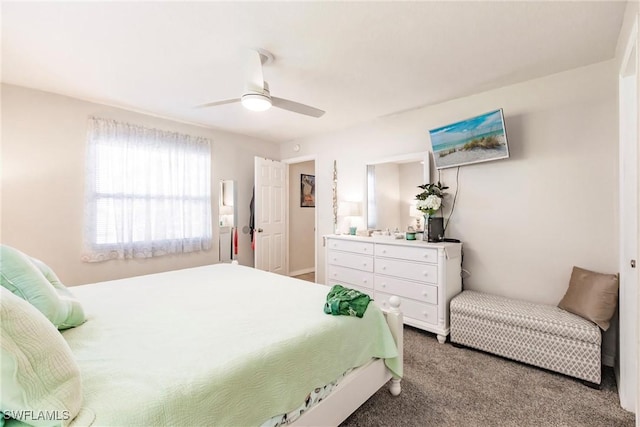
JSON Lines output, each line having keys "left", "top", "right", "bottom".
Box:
{"left": 375, "top": 275, "right": 437, "bottom": 304}
{"left": 327, "top": 250, "right": 373, "bottom": 272}
{"left": 328, "top": 265, "right": 374, "bottom": 290}
{"left": 375, "top": 244, "right": 438, "bottom": 264}
{"left": 327, "top": 239, "right": 374, "bottom": 255}
{"left": 375, "top": 291, "right": 438, "bottom": 325}
{"left": 375, "top": 258, "right": 437, "bottom": 284}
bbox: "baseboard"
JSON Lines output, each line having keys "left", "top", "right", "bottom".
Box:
{"left": 602, "top": 353, "right": 615, "bottom": 368}
{"left": 289, "top": 267, "right": 315, "bottom": 277}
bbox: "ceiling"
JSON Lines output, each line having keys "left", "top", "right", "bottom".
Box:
{"left": 1, "top": 1, "right": 627, "bottom": 143}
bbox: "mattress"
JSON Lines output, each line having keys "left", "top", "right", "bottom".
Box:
{"left": 49, "top": 263, "right": 399, "bottom": 426}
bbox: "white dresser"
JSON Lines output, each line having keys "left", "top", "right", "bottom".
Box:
{"left": 325, "top": 235, "right": 462, "bottom": 343}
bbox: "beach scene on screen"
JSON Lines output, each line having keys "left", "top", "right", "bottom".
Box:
{"left": 429, "top": 109, "right": 509, "bottom": 169}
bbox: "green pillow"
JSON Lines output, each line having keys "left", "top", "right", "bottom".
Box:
{"left": 30, "top": 257, "right": 85, "bottom": 329}
{"left": 0, "top": 245, "right": 85, "bottom": 329}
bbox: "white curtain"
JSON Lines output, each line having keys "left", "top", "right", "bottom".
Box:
{"left": 83, "top": 117, "right": 212, "bottom": 262}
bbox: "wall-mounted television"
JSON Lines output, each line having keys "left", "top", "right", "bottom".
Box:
{"left": 428, "top": 108, "right": 510, "bottom": 169}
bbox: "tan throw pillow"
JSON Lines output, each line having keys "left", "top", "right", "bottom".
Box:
{"left": 558, "top": 266, "right": 619, "bottom": 330}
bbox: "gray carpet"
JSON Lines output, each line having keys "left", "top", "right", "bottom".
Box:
{"left": 341, "top": 326, "right": 635, "bottom": 427}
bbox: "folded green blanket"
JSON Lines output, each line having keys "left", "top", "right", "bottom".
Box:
{"left": 323, "top": 285, "right": 372, "bottom": 318}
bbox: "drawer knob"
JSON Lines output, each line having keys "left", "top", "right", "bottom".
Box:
{"left": 382, "top": 266, "right": 386, "bottom": 270}
{"left": 363, "top": 263, "right": 368, "bottom": 267}
{"left": 423, "top": 271, "right": 428, "bottom": 276}
{"left": 363, "top": 279, "right": 368, "bottom": 284}
{"left": 363, "top": 247, "right": 368, "bottom": 251}
{"left": 423, "top": 311, "right": 429, "bottom": 317}
{"left": 423, "top": 253, "right": 428, "bottom": 258}
{"left": 422, "top": 291, "right": 428, "bottom": 296}
{"left": 382, "top": 249, "right": 386, "bottom": 253}
{"left": 381, "top": 283, "right": 386, "bottom": 288}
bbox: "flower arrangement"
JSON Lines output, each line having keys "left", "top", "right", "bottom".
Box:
{"left": 415, "top": 181, "right": 449, "bottom": 217}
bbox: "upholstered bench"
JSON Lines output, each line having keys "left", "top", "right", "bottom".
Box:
{"left": 450, "top": 290, "right": 601, "bottom": 386}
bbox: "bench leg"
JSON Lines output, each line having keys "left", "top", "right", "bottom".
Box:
{"left": 437, "top": 334, "right": 447, "bottom": 344}
{"left": 582, "top": 380, "right": 600, "bottom": 390}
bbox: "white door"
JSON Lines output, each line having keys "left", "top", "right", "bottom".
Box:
{"left": 618, "top": 17, "right": 638, "bottom": 415}
{"left": 254, "top": 157, "right": 287, "bottom": 274}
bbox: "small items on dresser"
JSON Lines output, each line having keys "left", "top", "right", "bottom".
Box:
{"left": 405, "top": 226, "right": 416, "bottom": 240}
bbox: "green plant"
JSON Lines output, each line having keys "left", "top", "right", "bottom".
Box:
{"left": 415, "top": 181, "right": 449, "bottom": 217}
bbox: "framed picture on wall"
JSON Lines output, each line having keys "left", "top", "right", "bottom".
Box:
{"left": 300, "top": 174, "right": 315, "bottom": 207}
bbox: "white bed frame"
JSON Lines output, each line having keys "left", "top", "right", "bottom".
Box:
{"left": 291, "top": 296, "right": 403, "bottom": 427}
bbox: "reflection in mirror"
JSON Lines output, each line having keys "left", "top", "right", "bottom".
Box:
{"left": 219, "top": 180, "right": 237, "bottom": 261}
{"left": 366, "top": 153, "right": 429, "bottom": 233}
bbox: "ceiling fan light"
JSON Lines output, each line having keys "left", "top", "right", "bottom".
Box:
{"left": 241, "top": 94, "right": 272, "bottom": 112}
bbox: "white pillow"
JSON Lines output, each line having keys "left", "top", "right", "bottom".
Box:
{"left": 0, "top": 287, "right": 82, "bottom": 426}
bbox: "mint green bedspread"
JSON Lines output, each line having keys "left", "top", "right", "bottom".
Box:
{"left": 55, "top": 264, "right": 399, "bottom": 427}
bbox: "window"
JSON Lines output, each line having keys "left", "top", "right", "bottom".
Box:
{"left": 83, "top": 117, "right": 212, "bottom": 262}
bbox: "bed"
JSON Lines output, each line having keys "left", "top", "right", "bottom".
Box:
{"left": 4, "top": 262, "right": 403, "bottom": 427}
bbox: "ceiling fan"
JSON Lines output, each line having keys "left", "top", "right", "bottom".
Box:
{"left": 198, "top": 49, "right": 325, "bottom": 118}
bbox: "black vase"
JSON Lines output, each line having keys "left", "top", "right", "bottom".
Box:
{"left": 427, "top": 216, "right": 444, "bottom": 242}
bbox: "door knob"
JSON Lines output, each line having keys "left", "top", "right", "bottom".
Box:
{"left": 257, "top": 228, "right": 264, "bottom": 233}
{"left": 632, "top": 259, "right": 637, "bottom": 268}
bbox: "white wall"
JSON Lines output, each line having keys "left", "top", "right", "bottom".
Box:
{"left": 288, "top": 161, "right": 315, "bottom": 275}
{"left": 280, "top": 61, "right": 619, "bottom": 362}
{"left": 1, "top": 84, "right": 279, "bottom": 285}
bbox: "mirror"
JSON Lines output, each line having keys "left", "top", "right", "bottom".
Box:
{"left": 366, "top": 152, "right": 429, "bottom": 232}
{"left": 219, "top": 180, "right": 237, "bottom": 261}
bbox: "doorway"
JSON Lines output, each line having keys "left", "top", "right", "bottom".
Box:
{"left": 284, "top": 156, "right": 317, "bottom": 282}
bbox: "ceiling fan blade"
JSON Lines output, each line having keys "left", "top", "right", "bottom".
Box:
{"left": 245, "top": 49, "right": 265, "bottom": 93}
{"left": 196, "top": 99, "right": 241, "bottom": 108}
{"left": 271, "top": 97, "right": 325, "bottom": 118}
